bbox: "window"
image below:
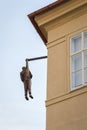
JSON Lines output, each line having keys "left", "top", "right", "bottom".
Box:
{"left": 70, "top": 31, "right": 87, "bottom": 89}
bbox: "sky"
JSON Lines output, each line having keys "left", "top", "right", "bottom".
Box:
{"left": 0, "top": 0, "right": 56, "bottom": 130}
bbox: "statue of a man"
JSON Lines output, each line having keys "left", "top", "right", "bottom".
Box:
{"left": 20, "top": 59, "right": 33, "bottom": 100}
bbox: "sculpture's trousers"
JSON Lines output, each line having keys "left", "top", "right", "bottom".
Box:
{"left": 24, "top": 79, "right": 31, "bottom": 97}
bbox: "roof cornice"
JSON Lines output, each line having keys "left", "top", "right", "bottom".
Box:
{"left": 28, "top": 0, "right": 69, "bottom": 45}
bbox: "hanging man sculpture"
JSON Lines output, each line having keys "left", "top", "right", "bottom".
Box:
{"left": 20, "top": 59, "right": 33, "bottom": 100}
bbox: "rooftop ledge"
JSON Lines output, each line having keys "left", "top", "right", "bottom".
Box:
{"left": 28, "top": 0, "right": 87, "bottom": 45}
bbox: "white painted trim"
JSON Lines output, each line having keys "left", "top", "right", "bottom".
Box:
{"left": 70, "top": 30, "right": 87, "bottom": 90}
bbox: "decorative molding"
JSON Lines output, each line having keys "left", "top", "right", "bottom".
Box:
{"left": 47, "top": 36, "right": 66, "bottom": 49}
{"left": 46, "top": 86, "right": 87, "bottom": 107}
{"left": 35, "top": 0, "right": 87, "bottom": 26}
{"left": 42, "top": 3, "right": 87, "bottom": 32}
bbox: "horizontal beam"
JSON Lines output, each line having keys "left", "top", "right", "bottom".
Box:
{"left": 27, "top": 56, "right": 47, "bottom": 61}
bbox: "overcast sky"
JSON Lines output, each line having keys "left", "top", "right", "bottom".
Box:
{"left": 0, "top": 0, "right": 56, "bottom": 130}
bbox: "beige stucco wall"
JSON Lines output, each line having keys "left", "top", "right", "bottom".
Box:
{"left": 47, "top": 39, "right": 68, "bottom": 99}
{"left": 45, "top": 1, "right": 87, "bottom": 130}
{"left": 46, "top": 91, "right": 87, "bottom": 130}
{"left": 47, "top": 8, "right": 87, "bottom": 100}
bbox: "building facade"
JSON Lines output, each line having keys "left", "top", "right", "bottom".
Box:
{"left": 28, "top": 0, "right": 87, "bottom": 130}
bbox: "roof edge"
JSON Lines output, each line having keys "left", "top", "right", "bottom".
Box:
{"left": 28, "top": 0, "right": 70, "bottom": 45}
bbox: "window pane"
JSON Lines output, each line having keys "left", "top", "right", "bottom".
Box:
{"left": 84, "top": 51, "right": 87, "bottom": 67}
{"left": 72, "top": 72, "right": 75, "bottom": 88}
{"left": 71, "top": 34, "right": 82, "bottom": 53}
{"left": 71, "top": 53, "right": 82, "bottom": 72}
{"left": 84, "top": 32, "right": 87, "bottom": 49}
{"left": 72, "top": 70, "right": 82, "bottom": 88}
{"left": 84, "top": 68, "right": 87, "bottom": 83}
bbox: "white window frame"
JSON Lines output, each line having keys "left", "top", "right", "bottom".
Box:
{"left": 70, "top": 31, "right": 87, "bottom": 90}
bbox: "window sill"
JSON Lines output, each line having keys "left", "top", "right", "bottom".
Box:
{"left": 46, "top": 85, "right": 87, "bottom": 107}
{"left": 70, "top": 84, "right": 87, "bottom": 92}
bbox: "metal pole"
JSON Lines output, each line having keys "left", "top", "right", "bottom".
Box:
{"left": 27, "top": 56, "right": 47, "bottom": 61}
